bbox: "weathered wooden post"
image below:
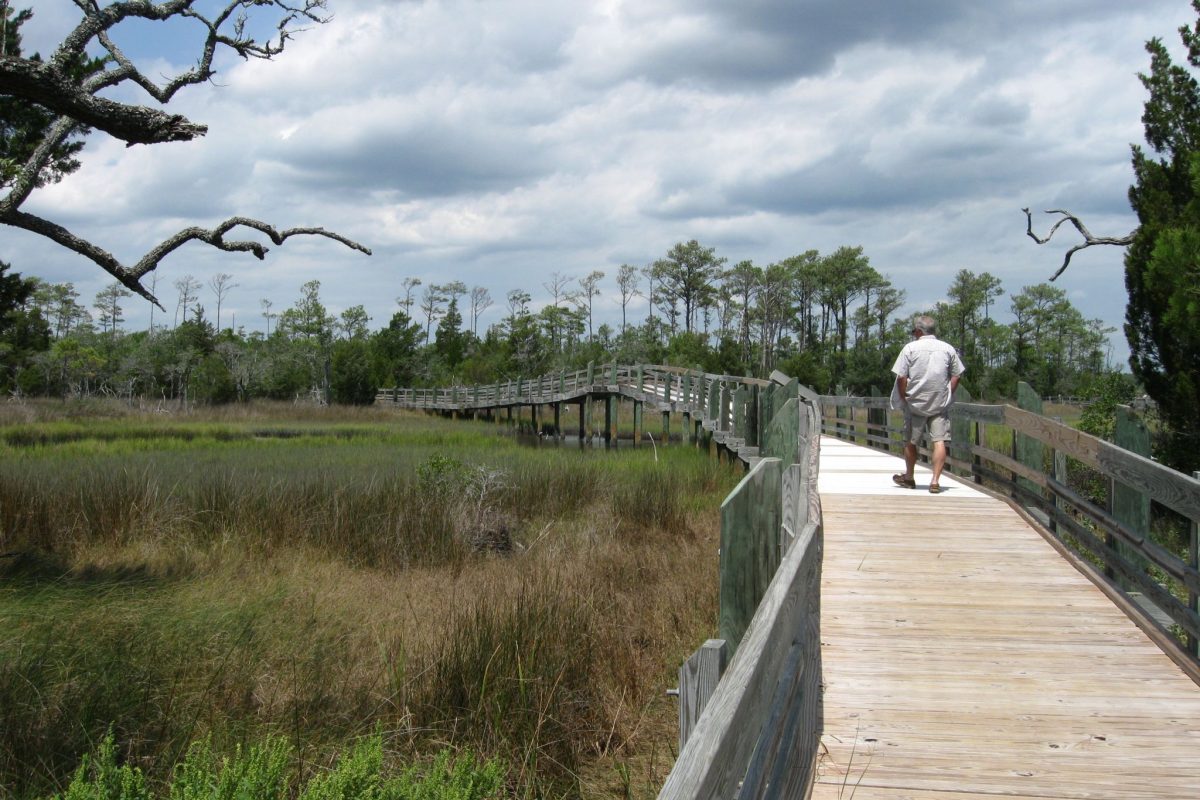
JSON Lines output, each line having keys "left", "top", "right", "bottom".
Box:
{"left": 1190, "top": 471, "right": 1199, "bottom": 657}
{"left": 1113, "top": 405, "right": 1151, "bottom": 589}
{"left": 633, "top": 400, "right": 643, "bottom": 447}
{"left": 662, "top": 409, "right": 670, "bottom": 444}
{"left": 719, "top": 381, "right": 731, "bottom": 433}
{"left": 677, "top": 639, "right": 728, "bottom": 749}
{"left": 833, "top": 384, "right": 848, "bottom": 440}
{"left": 531, "top": 402, "right": 539, "bottom": 435}
{"left": 553, "top": 403, "right": 561, "bottom": 438}
{"left": 1051, "top": 417, "right": 1067, "bottom": 537}
{"left": 681, "top": 373, "right": 693, "bottom": 445}
{"left": 747, "top": 384, "right": 760, "bottom": 448}
{"left": 950, "top": 386, "right": 973, "bottom": 478}
{"left": 1015, "top": 381, "right": 1043, "bottom": 501}
{"left": 733, "top": 384, "right": 748, "bottom": 442}
{"left": 586, "top": 360, "right": 595, "bottom": 387}
{"left": 605, "top": 395, "right": 617, "bottom": 446}
{"left": 578, "top": 398, "right": 587, "bottom": 442}
{"left": 868, "top": 386, "right": 887, "bottom": 452}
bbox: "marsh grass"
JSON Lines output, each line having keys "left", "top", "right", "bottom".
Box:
{"left": 0, "top": 403, "right": 734, "bottom": 799}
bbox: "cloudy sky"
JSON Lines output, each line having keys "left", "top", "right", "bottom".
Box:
{"left": 10, "top": 0, "right": 1193, "bottom": 365}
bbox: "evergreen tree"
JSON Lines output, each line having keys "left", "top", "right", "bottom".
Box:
{"left": 0, "top": 261, "right": 51, "bottom": 391}
{"left": 0, "top": 6, "right": 102, "bottom": 188}
{"left": 1124, "top": 1, "right": 1200, "bottom": 471}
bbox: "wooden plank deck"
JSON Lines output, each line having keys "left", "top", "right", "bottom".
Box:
{"left": 811, "top": 437, "right": 1200, "bottom": 800}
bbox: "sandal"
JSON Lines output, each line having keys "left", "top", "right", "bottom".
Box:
{"left": 928, "top": 483, "right": 942, "bottom": 494}
{"left": 892, "top": 474, "right": 916, "bottom": 489}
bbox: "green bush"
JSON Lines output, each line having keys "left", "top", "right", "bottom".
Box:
{"left": 47, "top": 732, "right": 505, "bottom": 800}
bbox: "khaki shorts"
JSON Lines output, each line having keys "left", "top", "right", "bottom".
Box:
{"left": 903, "top": 410, "right": 951, "bottom": 445}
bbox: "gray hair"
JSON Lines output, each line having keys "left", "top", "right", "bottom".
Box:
{"left": 913, "top": 315, "right": 937, "bottom": 335}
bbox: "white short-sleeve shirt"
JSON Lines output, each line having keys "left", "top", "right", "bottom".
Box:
{"left": 890, "top": 335, "right": 966, "bottom": 416}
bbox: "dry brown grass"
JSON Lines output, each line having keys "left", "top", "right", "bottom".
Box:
{"left": 0, "top": 406, "right": 731, "bottom": 798}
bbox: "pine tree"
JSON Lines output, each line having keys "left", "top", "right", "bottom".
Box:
{"left": 1124, "top": 0, "right": 1200, "bottom": 471}
{"left": 0, "top": 6, "right": 101, "bottom": 188}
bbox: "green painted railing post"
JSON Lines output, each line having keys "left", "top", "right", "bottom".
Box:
{"left": 717, "top": 381, "right": 730, "bottom": 433}
{"left": 609, "top": 362, "right": 618, "bottom": 385}
{"left": 1051, "top": 417, "right": 1067, "bottom": 536}
{"left": 559, "top": 369, "right": 566, "bottom": 395}
{"left": 708, "top": 378, "right": 719, "bottom": 423}
{"left": 868, "top": 386, "right": 887, "bottom": 452}
{"left": 1113, "top": 405, "right": 1151, "bottom": 589}
{"left": 605, "top": 396, "right": 617, "bottom": 446}
{"left": 637, "top": 365, "right": 644, "bottom": 392}
{"left": 747, "top": 385, "right": 760, "bottom": 448}
{"left": 734, "top": 384, "right": 748, "bottom": 441}
{"left": 1190, "top": 471, "right": 1199, "bottom": 657}
{"left": 719, "top": 458, "right": 783, "bottom": 655}
{"left": 834, "top": 383, "right": 848, "bottom": 440}
{"left": 682, "top": 372, "right": 692, "bottom": 407}
{"left": 1015, "top": 381, "right": 1043, "bottom": 501}
{"left": 761, "top": 397, "right": 800, "bottom": 468}
{"left": 950, "top": 385, "right": 973, "bottom": 476}
{"left": 587, "top": 360, "right": 595, "bottom": 386}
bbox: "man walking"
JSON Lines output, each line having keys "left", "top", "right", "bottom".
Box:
{"left": 890, "top": 314, "right": 965, "bottom": 493}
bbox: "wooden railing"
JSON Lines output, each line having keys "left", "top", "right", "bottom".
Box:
{"left": 662, "top": 381, "right": 823, "bottom": 799}
{"left": 384, "top": 365, "right": 827, "bottom": 798}
{"left": 377, "top": 363, "right": 769, "bottom": 414}
{"left": 818, "top": 386, "right": 1200, "bottom": 671}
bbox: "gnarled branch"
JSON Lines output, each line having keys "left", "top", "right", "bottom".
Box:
{"left": 0, "top": 57, "right": 208, "bottom": 146}
{"left": 1022, "top": 208, "right": 1136, "bottom": 281}
{"left": 1, "top": 208, "right": 371, "bottom": 309}
{"left": 1, "top": 0, "right": 370, "bottom": 299}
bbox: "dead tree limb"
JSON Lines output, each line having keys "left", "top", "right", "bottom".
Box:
{"left": 1, "top": 209, "right": 372, "bottom": 305}
{"left": 1, "top": 0, "right": 369, "bottom": 308}
{"left": 1022, "top": 208, "right": 1136, "bottom": 281}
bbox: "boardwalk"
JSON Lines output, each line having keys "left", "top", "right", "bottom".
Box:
{"left": 812, "top": 437, "right": 1200, "bottom": 800}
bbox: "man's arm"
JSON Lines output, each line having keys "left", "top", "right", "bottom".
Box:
{"left": 896, "top": 375, "right": 909, "bottom": 403}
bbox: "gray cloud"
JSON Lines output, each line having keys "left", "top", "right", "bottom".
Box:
{"left": 267, "top": 121, "right": 551, "bottom": 198}
{"left": 11, "top": 0, "right": 1192, "bottom": 370}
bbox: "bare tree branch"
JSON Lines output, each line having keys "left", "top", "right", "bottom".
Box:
{"left": 0, "top": 57, "right": 208, "bottom": 145}
{"left": 1, "top": 208, "right": 371, "bottom": 309}
{"left": 1022, "top": 208, "right": 1136, "bottom": 281}
{"left": 1, "top": 0, "right": 369, "bottom": 303}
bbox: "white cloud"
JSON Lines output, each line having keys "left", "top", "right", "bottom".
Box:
{"left": 9, "top": 0, "right": 1194, "bottom": 365}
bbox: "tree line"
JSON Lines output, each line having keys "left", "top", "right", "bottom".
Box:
{"left": 0, "top": 239, "right": 1119, "bottom": 407}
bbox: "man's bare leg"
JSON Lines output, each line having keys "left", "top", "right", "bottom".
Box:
{"left": 931, "top": 441, "right": 947, "bottom": 486}
{"left": 904, "top": 442, "right": 917, "bottom": 480}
